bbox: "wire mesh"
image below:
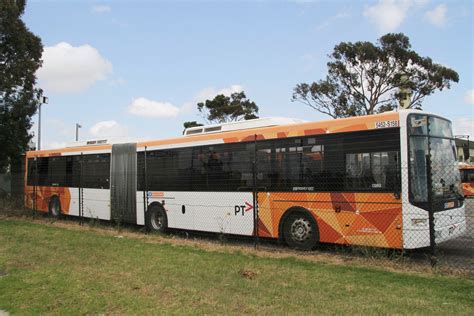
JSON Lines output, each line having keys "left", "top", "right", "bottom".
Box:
{"left": 1, "top": 139, "right": 473, "bottom": 274}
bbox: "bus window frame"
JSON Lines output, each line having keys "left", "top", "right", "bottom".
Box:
{"left": 407, "top": 113, "right": 461, "bottom": 211}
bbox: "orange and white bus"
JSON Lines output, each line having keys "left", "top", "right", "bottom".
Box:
{"left": 24, "top": 110, "right": 465, "bottom": 249}
{"left": 459, "top": 163, "right": 474, "bottom": 198}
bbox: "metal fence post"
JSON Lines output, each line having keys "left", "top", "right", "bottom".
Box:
{"left": 426, "top": 117, "right": 437, "bottom": 267}
{"left": 426, "top": 155, "right": 437, "bottom": 267}
{"left": 143, "top": 146, "right": 148, "bottom": 223}
{"left": 253, "top": 134, "right": 259, "bottom": 249}
{"left": 79, "top": 153, "right": 84, "bottom": 225}
{"left": 33, "top": 156, "right": 38, "bottom": 216}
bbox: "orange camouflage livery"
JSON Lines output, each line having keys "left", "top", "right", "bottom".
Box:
{"left": 463, "top": 183, "right": 474, "bottom": 197}
{"left": 26, "top": 111, "right": 400, "bottom": 158}
{"left": 459, "top": 164, "right": 474, "bottom": 198}
{"left": 25, "top": 185, "right": 71, "bottom": 214}
{"left": 257, "top": 192, "right": 402, "bottom": 248}
{"left": 24, "top": 111, "right": 403, "bottom": 248}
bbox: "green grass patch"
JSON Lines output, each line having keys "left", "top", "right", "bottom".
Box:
{"left": 0, "top": 219, "right": 473, "bottom": 314}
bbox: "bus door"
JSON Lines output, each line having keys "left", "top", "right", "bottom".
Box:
{"left": 110, "top": 143, "right": 137, "bottom": 224}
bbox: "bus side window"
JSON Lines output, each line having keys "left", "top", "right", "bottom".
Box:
{"left": 345, "top": 151, "right": 399, "bottom": 191}
{"left": 65, "top": 156, "right": 74, "bottom": 187}
{"left": 37, "top": 157, "right": 50, "bottom": 186}
{"left": 50, "top": 156, "right": 67, "bottom": 187}
{"left": 27, "top": 158, "right": 37, "bottom": 186}
{"left": 82, "top": 154, "right": 110, "bottom": 189}
{"left": 467, "top": 170, "right": 474, "bottom": 183}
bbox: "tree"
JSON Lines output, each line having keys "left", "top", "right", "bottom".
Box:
{"left": 0, "top": 0, "right": 43, "bottom": 172}
{"left": 183, "top": 121, "right": 203, "bottom": 129}
{"left": 197, "top": 91, "right": 259, "bottom": 124}
{"left": 182, "top": 121, "right": 203, "bottom": 134}
{"left": 292, "top": 33, "right": 459, "bottom": 118}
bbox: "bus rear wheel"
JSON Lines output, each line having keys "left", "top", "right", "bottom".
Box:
{"left": 49, "top": 196, "right": 61, "bottom": 218}
{"left": 145, "top": 205, "right": 168, "bottom": 233}
{"left": 283, "top": 211, "right": 319, "bottom": 250}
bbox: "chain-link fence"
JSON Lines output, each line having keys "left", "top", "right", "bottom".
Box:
{"left": 1, "top": 148, "right": 473, "bottom": 274}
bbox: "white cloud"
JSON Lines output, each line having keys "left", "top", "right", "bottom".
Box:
{"left": 424, "top": 4, "right": 447, "bottom": 27}
{"left": 37, "top": 42, "right": 113, "bottom": 93}
{"left": 453, "top": 117, "right": 474, "bottom": 139}
{"left": 464, "top": 89, "right": 474, "bottom": 105}
{"left": 46, "top": 119, "right": 75, "bottom": 138}
{"left": 289, "top": 0, "right": 320, "bottom": 3}
{"left": 127, "top": 85, "right": 245, "bottom": 118}
{"left": 108, "top": 77, "right": 126, "bottom": 87}
{"left": 364, "top": 0, "right": 427, "bottom": 34}
{"left": 180, "top": 84, "right": 244, "bottom": 113}
{"left": 89, "top": 120, "right": 128, "bottom": 138}
{"left": 196, "top": 85, "right": 244, "bottom": 101}
{"left": 128, "top": 97, "right": 180, "bottom": 118}
{"left": 92, "top": 5, "right": 111, "bottom": 13}
{"left": 44, "top": 141, "right": 67, "bottom": 150}
{"left": 315, "top": 10, "right": 350, "bottom": 31}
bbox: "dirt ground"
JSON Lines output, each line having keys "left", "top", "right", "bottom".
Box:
{"left": 436, "top": 198, "right": 474, "bottom": 270}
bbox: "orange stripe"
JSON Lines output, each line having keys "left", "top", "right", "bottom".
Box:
{"left": 26, "top": 112, "right": 400, "bottom": 156}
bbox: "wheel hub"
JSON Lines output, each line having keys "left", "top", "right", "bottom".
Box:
{"left": 151, "top": 212, "right": 163, "bottom": 230}
{"left": 51, "top": 203, "right": 59, "bottom": 216}
{"left": 291, "top": 218, "right": 312, "bottom": 242}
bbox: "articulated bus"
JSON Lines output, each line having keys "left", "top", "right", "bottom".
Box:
{"left": 24, "top": 110, "right": 466, "bottom": 250}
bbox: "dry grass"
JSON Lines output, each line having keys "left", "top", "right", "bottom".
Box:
{"left": 0, "top": 218, "right": 473, "bottom": 314}
{"left": 3, "top": 214, "right": 467, "bottom": 278}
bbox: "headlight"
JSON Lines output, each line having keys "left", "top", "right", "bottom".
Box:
{"left": 411, "top": 218, "right": 428, "bottom": 226}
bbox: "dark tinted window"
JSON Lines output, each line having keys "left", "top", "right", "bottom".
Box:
{"left": 82, "top": 154, "right": 110, "bottom": 189}
{"left": 136, "top": 128, "right": 400, "bottom": 192}
{"left": 345, "top": 151, "right": 399, "bottom": 190}
{"left": 37, "top": 157, "right": 49, "bottom": 186}
{"left": 255, "top": 128, "right": 399, "bottom": 192}
{"left": 49, "top": 156, "right": 66, "bottom": 186}
{"left": 65, "top": 155, "right": 81, "bottom": 187}
{"left": 27, "top": 158, "right": 37, "bottom": 186}
{"left": 26, "top": 154, "right": 110, "bottom": 189}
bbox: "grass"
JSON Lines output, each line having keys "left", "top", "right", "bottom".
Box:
{"left": 0, "top": 219, "right": 473, "bottom": 314}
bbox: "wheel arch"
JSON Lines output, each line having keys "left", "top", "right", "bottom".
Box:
{"left": 278, "top": 206, "right": 319, "bottom": 241}
{"left": 146, "top": 201, "right": 166, "bottom": 213}
{"left": 145, "top": 201, "right": 168, "bottom": 232}
{"left": 48, "top": 194, "right": 62, "bottom": 216}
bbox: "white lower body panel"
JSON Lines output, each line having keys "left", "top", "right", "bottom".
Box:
{"left": 144, "top": 191, "right": 255, "bottom": 236}
{"left": 67, "top": 188, "right": 111, "bottom": 221}
{"left": 403, "top": 204, "right": 466, "bottom": 249}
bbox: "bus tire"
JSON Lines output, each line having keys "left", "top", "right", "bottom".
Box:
{"left": 145, "top": 204, "right": 168, "bottom": 233}
{"left": 283, "top": 209, "right": 319, "bottom": 250}
{"left": 49, "top": 196, "right": 61, "bottom": 218}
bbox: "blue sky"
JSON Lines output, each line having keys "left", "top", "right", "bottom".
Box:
{"left": 24, "top": 0, "right": 473, "bottom": 149}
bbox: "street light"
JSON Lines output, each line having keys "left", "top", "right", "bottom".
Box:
{"left": 37, "top": 95, "right": 48, "bottom": 150}
{"left": 75, "top": 123, "right": 82, "bottom": 141}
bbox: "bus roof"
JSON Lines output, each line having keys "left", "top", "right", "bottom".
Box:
{"left": 26, "top": 110, "right": 413, "bottom": 157}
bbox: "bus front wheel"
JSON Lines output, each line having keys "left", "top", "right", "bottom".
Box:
{"left": 49, "top": 196, "right": 61, "bottom": 218}
{"left": 283, "top": 211, "right": 319, "bottom": 250}
{"left": 145, "top": 205, "right": 168, "bottom": 233}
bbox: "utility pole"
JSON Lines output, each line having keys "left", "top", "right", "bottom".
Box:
{"left": 75, "top": 123, "right": 82, "bottom": 141}
{"left": 399, "top": 74, "right": 412, "bottom": 109}
{"left": 37, "top": 96, "right": 48, "bottom": 150}
{"left": 38, "top": 103, "right": 41, "bottom": 150}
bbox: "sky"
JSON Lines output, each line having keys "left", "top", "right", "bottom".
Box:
{"left": 23, "top": 0, "right": 474, "bottom": 149}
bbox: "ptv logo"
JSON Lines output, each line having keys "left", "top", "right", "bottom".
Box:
{"left": 235, "top": 202, "right": 253, "bottom": 216}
